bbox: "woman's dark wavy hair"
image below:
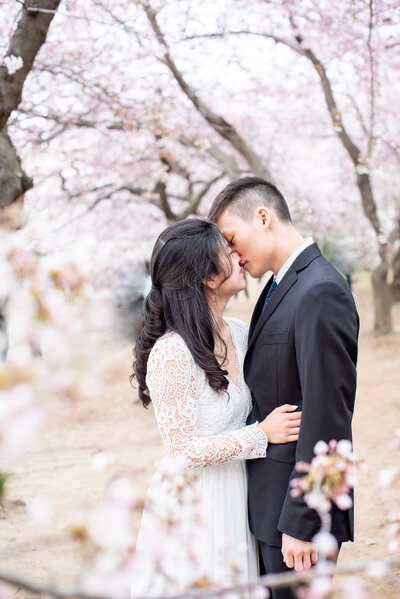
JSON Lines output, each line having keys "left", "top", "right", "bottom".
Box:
{"left": 131, "top": 218, "right": 233, "bottom": 407}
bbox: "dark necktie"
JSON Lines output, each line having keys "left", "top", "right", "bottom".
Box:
{"left": 262, "top": 280, "right": 277, "bottom": 311}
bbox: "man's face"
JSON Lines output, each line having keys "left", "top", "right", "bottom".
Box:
{"left": 216, "top": 209, "right": 272, "bottom": 278}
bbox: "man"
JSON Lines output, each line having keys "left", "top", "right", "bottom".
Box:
{"left": 209, "top": 177, "right": 359, "bottom": 599}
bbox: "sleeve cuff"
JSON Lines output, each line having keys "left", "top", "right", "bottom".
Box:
{"left": 246, "top": 422, "right": 268, "bottom": 459}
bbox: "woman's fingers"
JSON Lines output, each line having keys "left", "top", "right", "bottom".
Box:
{"left": 288, "top": 411, "right": 302, "bottom": 420}
{"left": 288, "top": 426, "right": 300, "bottom": 435}
{"left": 288, "top": 420, "right": 300, "bottom": 428}
{"left": 279, "top": 404, "right": 299, "bottom": 412}
{"left": 287, "top": 433, "right": 299, "bottom": 441}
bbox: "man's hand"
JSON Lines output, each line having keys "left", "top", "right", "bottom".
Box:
{"left": 281, "top": 533, "right": 318, "bottom": 571}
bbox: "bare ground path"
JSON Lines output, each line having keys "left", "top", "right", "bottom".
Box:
{"left": 1, "top": 273, "right": 399, "bottom": 593}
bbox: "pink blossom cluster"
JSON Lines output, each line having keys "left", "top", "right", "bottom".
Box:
{"left": 75, "top": 472, "right": 139, "bottom": 598}
{"left": 290, "top": 440, "right": 356, "bottom": 515}
{"left": 380, "top": 429, "right": 400, "bottom": 553}
{"left": 297, "top": 571, "right": 368, "bottom": 599}
{"left": 76, "top": 456, "right": 256, "bottom": 598}
{"left": 73, "top": 457, "right": 206, "bottom": 597}
{"left": 386, "top": 511, "right": 400, "bottom": 554}
{"left": 0, "top": 223, "right": 112, "bottom": 463}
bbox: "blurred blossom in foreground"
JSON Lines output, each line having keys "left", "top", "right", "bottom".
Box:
{"left": 91, "top": 451, "right": 117, "bottom": 472}
{"left": 378, "top": 466, "right": 399, "bottom": 488}
{"left": 0, "top": 226, "right": 113, "bottom": 462}
{"left": 25, "top": 495, "right": 55, "bottom": 528}
{"left": 290, "top": 440, "right": 356, "bottom": 518}
{"left": 381, "top": 429, "right": 400, "bottom": 553}
{"left": 76, "top": 457, "right": 249, "bottom": 598}
{"left": 0, "top": 582, "right": 13, "bottom": 599}
{"left": 387, "top": 511, "right": 400, "bottom": 553}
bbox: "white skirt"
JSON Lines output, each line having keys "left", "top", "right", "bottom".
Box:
{"left": 130, "top": 459, "right": 259, "bottom": 597}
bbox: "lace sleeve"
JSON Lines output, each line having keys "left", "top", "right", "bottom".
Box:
{"left": 147, "top": 334, "right": 267, "bottom": 468}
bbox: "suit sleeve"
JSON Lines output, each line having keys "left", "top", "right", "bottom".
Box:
{"left": 277, "top": 279, "right": 359, "bottom": 541}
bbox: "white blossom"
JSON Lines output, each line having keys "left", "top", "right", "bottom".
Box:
{"left": 305, "top": 490, "right": 331, "bottom": 513}
{"left": 335, "top": 493, "right": 353, "bottom": 510}
{"left": 355, "top": 163, "right": 370, "bottom": 175}
{"left": 25, "top": 496, "right": 55, "bottom": 528}
{"left": 91, "top": 451, "right": 117, "bottom": 472}
{"left": 313, "top": 440, "right": 328, "bottom": 455}
{"left": 336, "top": 439, "right": 353, "bottom": 458}
{"left": 312, "top": 531, "right": 338, "bottom": 557}
{"left": 366, "top": 560, "right": 389, "bottom": 578}
{"left": 0, "top": 385, "right": 45, "bottom": 461}
{"left": 106, "top": 476, "right": 137, "bottom": 507}
{"left": 379, "top": 466, "right": 399, "bottom": 487}
{"left": 87, "top": 504, "right": 133, "bottom": 551}
{"left": 309, "top": 575, "right": 333, "bottom": 597}
{"left": 3, "top": 54, "right": 23, "bottom": 75}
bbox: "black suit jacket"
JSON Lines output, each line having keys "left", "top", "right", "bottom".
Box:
{"left": 245, "top": 243, "right": 359, "bottom": 546}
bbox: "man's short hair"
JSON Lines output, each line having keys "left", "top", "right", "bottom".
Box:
{"left": 208, "top": 177, "right": 292, "bottom": 223}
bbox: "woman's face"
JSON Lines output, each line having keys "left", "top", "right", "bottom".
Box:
{"left": 207, "top": 247, "right": 246, "bottom": 300}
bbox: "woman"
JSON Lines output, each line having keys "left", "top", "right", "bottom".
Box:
{"left": 130, "top": 219, "right": 301, "bottom": 595}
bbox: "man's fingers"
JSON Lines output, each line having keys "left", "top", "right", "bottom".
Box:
{"left": 302, "top": 552, "right": 312, "bottom": 570}
{"left": 283, "top": 551, "right": 294, "bottom": 569}
{"left": 282, "top": 534, "right": 318, "bottom": 573}
{"left": 294, "top": 553, "right": 303, "bottom": 571}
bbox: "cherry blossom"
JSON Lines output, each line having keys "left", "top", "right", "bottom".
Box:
{"left": 290, "top": 440, "right": 357, "bottom": 517}
{"left": 2, "top": 54, "right": 23, "bottom": 75}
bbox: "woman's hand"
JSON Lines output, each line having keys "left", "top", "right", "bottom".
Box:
{"left": 257, "top": 404, "right": 301, "bottom": 443}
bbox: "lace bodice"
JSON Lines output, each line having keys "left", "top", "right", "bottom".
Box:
{"left": 146, "top": 317, "right": 267, "bottom": 468}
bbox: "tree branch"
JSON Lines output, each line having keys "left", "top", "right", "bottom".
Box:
{"left": 176, "top": 173, "right": 225, "bottom": 220}
{"left": 287, "top": 31, "right": 382, "bottom": 235}
{"left": 0, "top": 128, "right": 33, "bottom": 207}
{"left": 52, "top": 185, "right": 147, "bottom": 232}
{"left": 200, "top": 26, "right": 382, "bottom": 236}
{"left": 0, "top": 0, "right": 61, "bottom": 131}
{"left": 0, "top": 558, "right": 399, "bottom": 599}
{"left": 142, "top": 4, "right": 273, "bottom": 181}
{"left": 180, "top": 30, "right": 304, "bottom": 56}
{"left": 366, "top": 0, "right": 376, "bottom": 160}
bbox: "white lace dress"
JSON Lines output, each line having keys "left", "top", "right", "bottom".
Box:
{"left": 130, "top": 317, "right": 268, "bottom": 597}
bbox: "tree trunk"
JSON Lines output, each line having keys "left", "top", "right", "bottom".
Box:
{"left": 391, "top": 251, "right": 400, "bottom": 302}
{"left": 371, "top": 247, "right": 392, "bottom": 334}
{"left": 281, "top": 34, "right": 393, "bottom": 334}
{"left": 390, "top": 219, "right": 400, "bottom": 302}
{"left": 0, "top": 296, "right": 8, "bottom": 362}
{"left": 354, "top": 175, "right": 393, "bottom": 332}
{"left": 0, "top": 129, "right": 33, "bottom": 207}
{"left": 0, "top": 0, "right": 61, "bottom": 131}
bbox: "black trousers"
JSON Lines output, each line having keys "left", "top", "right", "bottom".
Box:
{"left": 258, "top": 541, "right": 296, "bottom": 599}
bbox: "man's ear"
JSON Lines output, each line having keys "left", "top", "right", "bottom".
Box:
{"left": 254, "top": 206, "right": 271, "bottom": 230}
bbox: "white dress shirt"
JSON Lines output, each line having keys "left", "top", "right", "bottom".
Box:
{"left": 275, "top": 237, "right": 314, "bottom": 285}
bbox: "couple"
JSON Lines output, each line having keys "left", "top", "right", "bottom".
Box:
{"left": 131, "top": 177, "right": 359, "bottom": 599}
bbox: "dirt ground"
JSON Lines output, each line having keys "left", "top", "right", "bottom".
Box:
{"left": 1, "top": 273, "right": 399, "bottom": 593}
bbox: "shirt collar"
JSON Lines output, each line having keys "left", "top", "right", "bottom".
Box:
{"left": 275, "top": 237, "right": 314, "bottom": 285}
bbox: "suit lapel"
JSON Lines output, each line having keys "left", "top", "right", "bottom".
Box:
{"left": 247, "top": 268, "right": 297, "bottom": 352}
{"left": 248, "top": 274, "right": 274, "bottom": 339}
{"left": 246, "top": 243, "right": 322, "bottom": 352}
